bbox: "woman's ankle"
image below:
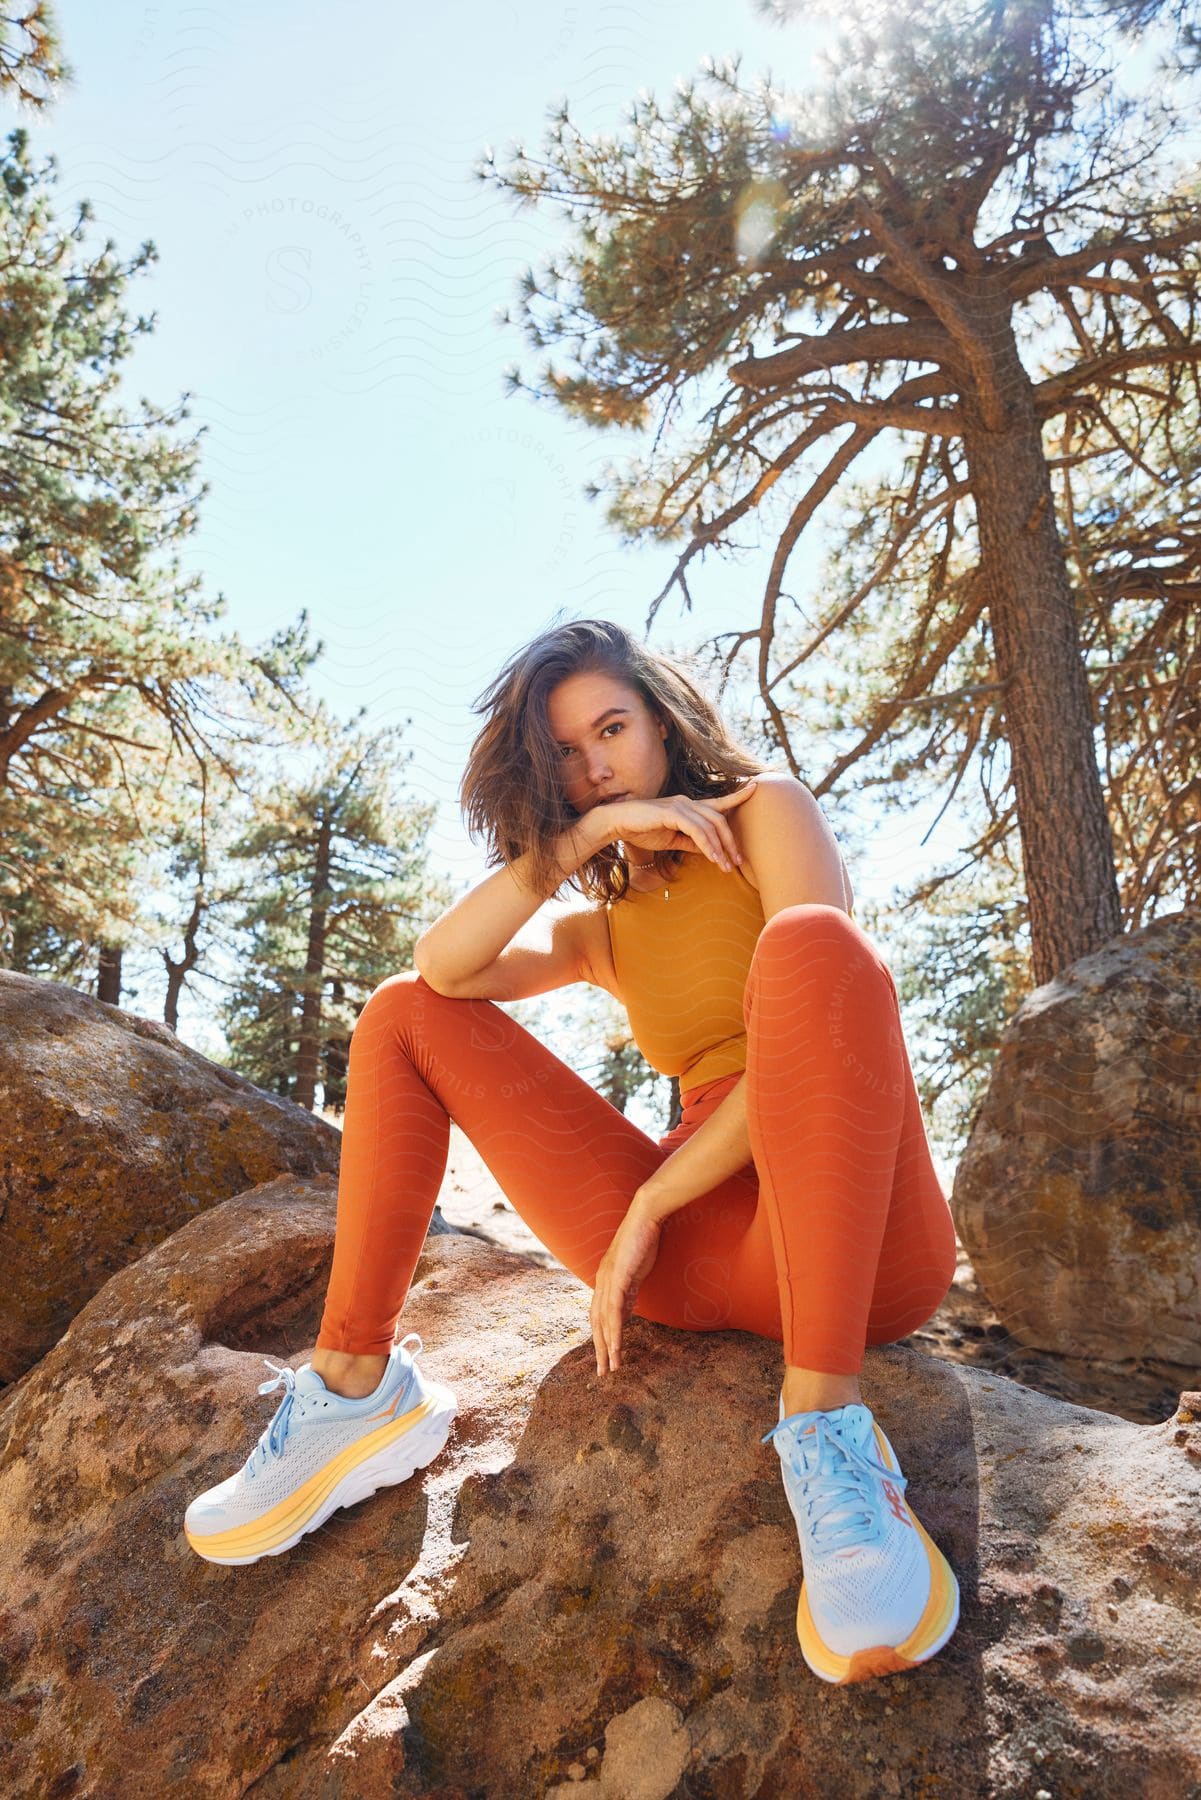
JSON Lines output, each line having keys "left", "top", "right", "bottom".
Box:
{"left": 311, "top": 1347, "right": 390, "bottom": 1398}
{"left": 781, "top": 1363, "right": 863, "bottom": 1415}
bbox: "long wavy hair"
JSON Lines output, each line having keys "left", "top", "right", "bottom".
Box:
{"left": 459, "top": 616, "right": 773, "bottom": 905}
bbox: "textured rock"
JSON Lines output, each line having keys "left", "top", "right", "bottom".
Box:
{"left": 1, "top": 1179, "right": 1198, "bottom": 1799}
{"left": 432, "top": 1124, "right": 1197, "bottom": 1427}
{"left": 952, "top": 909, "right": 1201, "bottom": 1365}
{"left": 0, "top": 970, "right": 342, "bottom": 1383}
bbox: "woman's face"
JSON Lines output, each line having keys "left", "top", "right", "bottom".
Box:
{"left": 546, "top": 670, "right": 669, "bottom": 819}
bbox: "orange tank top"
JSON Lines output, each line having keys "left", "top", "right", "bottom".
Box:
{"left": 605, "top": 854, "right": 857, "bottom": 1096}
{"left": 605, "top": 852, "right": 767, "bottom": 1098}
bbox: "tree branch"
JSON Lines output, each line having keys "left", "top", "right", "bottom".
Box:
{"left": 756, "top": 423, "right": 881, "bottom": 765}
{"left": 647, "top": 414, "right": 835, "bottom": 621}
{"left": 1007, "top": 223, "right": 1201, "bottom": 300}
{"left": 1035, "top": 342, "right": 1201, "bottom": 415}
{"left": 728, "top": 319, "right": 963, "bottom": 388}
{"left": 815, "top": 394, "right": 963, "bottom": 435}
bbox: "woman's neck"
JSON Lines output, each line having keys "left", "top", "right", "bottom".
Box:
{"left": 624, "top": 849, "right": 690, "bottom": 892}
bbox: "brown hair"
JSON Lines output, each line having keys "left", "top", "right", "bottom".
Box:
{"left": 459, "top": 616, "right": 772, "bottom": 905}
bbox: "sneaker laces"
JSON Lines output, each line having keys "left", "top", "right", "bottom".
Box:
{"left": 245, "top": 1334, "right": 424, "bottom": 1477}
{"left": 759, "top": 1410, "right": 907, "bottom": 1554}
{"left": 246, "top": 1360, "right": 300, "bottom": 1475}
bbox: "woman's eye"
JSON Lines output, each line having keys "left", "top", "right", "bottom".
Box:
{"left": 559, "top": 722, "right": 621, "bottom": 759}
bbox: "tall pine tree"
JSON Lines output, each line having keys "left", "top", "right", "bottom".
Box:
{"left": 223, "top": 709, "right": 452, "bottom": 1111}
{"left": 485, "top": 0, "right": 1200, "bottom": 984}
{"left": 0, "top": 128, "right": 321, "bottom": 981}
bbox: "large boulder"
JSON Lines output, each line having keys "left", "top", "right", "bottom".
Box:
{"left": 952, "top": 910, "right": 1201, "bottom": 1366}
{"left": 0, "top": 970, "right": 341, "bottom": 1385}
{"left": 1, "top": 1177, "right": 1198, "bottom": 1799}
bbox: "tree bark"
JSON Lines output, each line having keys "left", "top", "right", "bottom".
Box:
{"left": 162, "top": 887, "right": 204, "bottom": 1033}
{"left": 97, "top": 944, "right": 122, "bottom": 1006}
{"left": 322, "top": 977, "right": 349, "bottom": 1115}
{"left": 962, "top": 321, "right": 1122, "bottom": 984}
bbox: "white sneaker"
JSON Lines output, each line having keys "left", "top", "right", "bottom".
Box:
{"left": 761, "top": 1395, "right": 959, "bottom": 1682}
{"left": 185, "top": 1332, "right": 457, "bottom": 1565}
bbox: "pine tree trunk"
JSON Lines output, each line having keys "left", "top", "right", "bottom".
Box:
{"left": 163, "top": 968, "right": 184, "bottom": 1033}
{"left": 97, "top": 944, "right": 122, "bottom": 1005}
{"left": 323, "top": 978, "right": 349, "bottom": 1115}
{"left": 163, "top": 888, "right": 203, "bottom": 1032}
{"left": 294, "top": 818, "right": 332, "bottom": 1111}
{"left": 962, "top": 332, "right": 1122, "bottom": 985}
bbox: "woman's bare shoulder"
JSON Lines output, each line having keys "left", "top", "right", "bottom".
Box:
{"left": 729, "top": 770, "right": 855, "bottom": 912}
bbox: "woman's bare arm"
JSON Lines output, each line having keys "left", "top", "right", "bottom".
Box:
{"left": 413, "top": 813, "right": 612, "bottom": 993}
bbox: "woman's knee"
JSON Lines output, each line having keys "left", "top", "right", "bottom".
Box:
{"left": 751, "top": 902, "right": 875, "bottom": 978}
{"left": 757, "top": 902, "right": 859, "bottom": 948}
{"left": 354, "top": 969, "right": 518, "bottom": 1064}
{"left": 355, "top": 968, "right": 457, "bottom": 1031}
{"left": 359, "top": 968, "right": 419, "bottom": 1014}
{"left": 746, "top": 904, "right": 892, "bottom": 1017}
{"left": 363, "top": 969, "right": 478, "bottom": 1005}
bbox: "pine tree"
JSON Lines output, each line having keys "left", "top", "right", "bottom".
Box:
{"left": 0, "top": 128, "right": 322, "bottom": 979}
{"left": 222, "top": 708, "right": 453, "bottom": 1111}
{"left": 484, "top": 0, "right": 1200, "bottom": 985}
{"left": 0, "top": 2, "right": 68, "bottom": 110}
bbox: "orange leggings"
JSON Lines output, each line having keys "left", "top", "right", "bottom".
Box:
{"left": 316, "top": 903, "right": 958, "bottom": 1374}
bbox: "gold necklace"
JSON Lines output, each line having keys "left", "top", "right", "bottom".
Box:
{"left": 628, "top": 856, "right": 669, "bottom": 899}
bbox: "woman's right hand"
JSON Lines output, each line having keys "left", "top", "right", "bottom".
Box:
{"left": 595, "top": 781, "right": 758, "bottom": 870}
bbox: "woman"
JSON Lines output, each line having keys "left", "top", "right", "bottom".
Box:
{"left": 185, "top": 618, "right": 961, "bottom": 1686}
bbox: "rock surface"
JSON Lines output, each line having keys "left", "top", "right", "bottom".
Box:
{"left": 0, "top": 971, "right": 341, "bottom": 1384}
{"left": 433, "top": 1122, "right": 1196, "bottom": 1428}
{"left": 1, "top": 1177, "right": 1198, "bottom": 1799}
{"left": 951, "top": 909, "right": 1201, "bottom": 1366}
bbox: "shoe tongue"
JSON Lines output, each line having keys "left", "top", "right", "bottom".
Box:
{"left": 831, "top": 1403, "right": 875, "bottom": 1451}
{"left": 778, "top": 1399, "right": 875, "bottom": 1451}
{"left": 800, "top": 1406, "right": 879, "bottom": 1555}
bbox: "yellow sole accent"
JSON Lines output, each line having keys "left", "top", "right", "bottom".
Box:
{"left": 794, "top": 1421, "right": 959, "bottom": 1684}
{"left": 185, "top": 1392, "right": 443, "bottom": 1561}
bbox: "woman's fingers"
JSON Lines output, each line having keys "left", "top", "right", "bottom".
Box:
{"left": 594, "top": 1319, "right": 618, "bottom": 1374}
{"left": 714, "top": 782, "right": 759, "bottom": 808}
{"left": 702, "top": 781, "right": 758, "bottom": 864}
{"left": 677, "top": 784, "right": 757, "bottom": 867}
{"left": 591, "top": 1282, "right": 624, "bottom": 1375}
{"left": 671, "top": 801, "right": 724, "bottom": 866}
{"left": 591, "top": 1287, "right": 613, "bottom": 1374}
{"left": 590, "top": 1196, "right": 662, "bottom": 1375}
{"left": 591, "top": 1296, "right": 607, "bottom": 1374}
{"left": 678, "top": 798, "right": 741, "bottom": 869}
{"left": 619, "top": 781, "right": 757, "bottom": 869}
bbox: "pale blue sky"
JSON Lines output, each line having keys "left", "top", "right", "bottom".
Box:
{"left": 32, "top": 0, "right": 972, "bottom": 1077}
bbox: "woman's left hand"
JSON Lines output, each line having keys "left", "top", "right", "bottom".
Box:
{"left": 591, "top": 1194, "right": 662, "bottom": 1376}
